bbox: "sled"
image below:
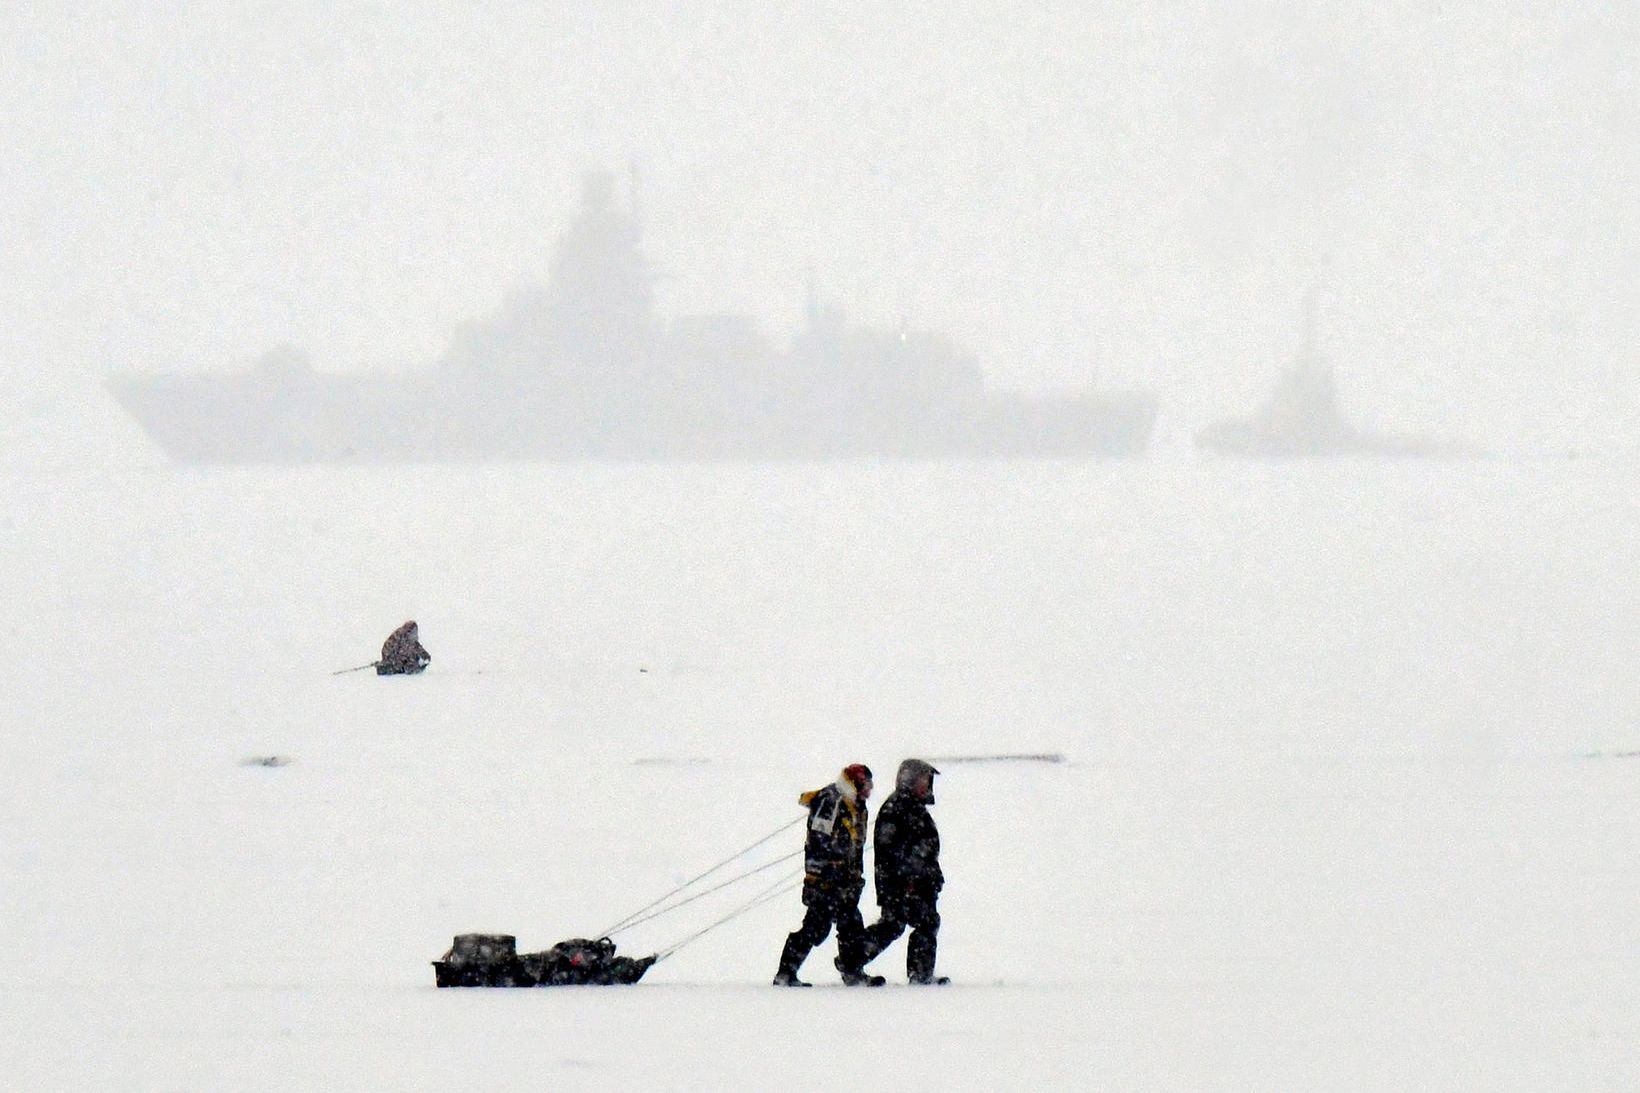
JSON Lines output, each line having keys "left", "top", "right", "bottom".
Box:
{"left": 432, "top": 933, "right": 656, "bottom": 988}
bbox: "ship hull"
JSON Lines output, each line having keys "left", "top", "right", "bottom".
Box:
{"left": 1194, "top": 419, "right": 1483, "bottom": 460}
{"left": 107, "top": 372, "right": 1157, "bottom": 464}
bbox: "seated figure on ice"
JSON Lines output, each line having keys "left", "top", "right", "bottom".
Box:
{"left": 377, "top": 619, "right": 430, "bottom": 676}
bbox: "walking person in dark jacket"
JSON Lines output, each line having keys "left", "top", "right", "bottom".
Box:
{"left": 861, "top": 758, "right": 948, "bottom": 985}
{"left": 377, "top": 620, "right": 431, "bottom": 675}
{"left": 772, "top": 764, "right": 884, "bottom": 987}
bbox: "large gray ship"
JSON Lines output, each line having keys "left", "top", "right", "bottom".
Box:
{"left": 108, "top": 171, "right": 1157, "bottom": 464}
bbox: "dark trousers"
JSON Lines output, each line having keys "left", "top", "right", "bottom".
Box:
{"left": 777, "top": 886, "right": 868, "bottom": 977}
{"left": 863, "top": 896, "right": 941, "bottom": 982}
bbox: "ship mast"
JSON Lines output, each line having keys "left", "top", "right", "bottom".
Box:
{"left": 1299, "top": 280, "right": 1321, "bottom": 368}
{"left": 628, "top": 160, "right": 643, "bottom": 230}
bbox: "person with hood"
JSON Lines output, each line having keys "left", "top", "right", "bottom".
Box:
{"left": 377, "top": 620, "right": 431, "bottom": 675}
{"left": 772, "top": 763, "right": 884, "bottom": 987}
{"left": 860, "top": 758, "right": 949, "bottom": 985}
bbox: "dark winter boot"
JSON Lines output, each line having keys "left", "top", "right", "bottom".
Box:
{"left": 835, "top": 927, "right": 883, "bottom": 987}
{"left": 907, "top": 931, "right": 941, "bottom": 986}
{"left": 909, "top": 975, "right": 951, "bottom": 986}
{"left": 835, "top": 958, "right": 886, "bottom": 987}
{"left": 773, "top": 935, "right": 812, "bottom": 987}
{"left": 855, "top": 933, "right": 884, "bottom": 967}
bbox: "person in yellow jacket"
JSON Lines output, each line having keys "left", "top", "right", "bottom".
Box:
{"left": 772, "top": 764, "right": 884, "bottom": 987}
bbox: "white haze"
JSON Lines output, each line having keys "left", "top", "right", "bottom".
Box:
{"left": 5, "top": 6, "right": 1640, "bottom": 1090}
{"left": 5, "top": 3, "right": 1640, "bottom": 454}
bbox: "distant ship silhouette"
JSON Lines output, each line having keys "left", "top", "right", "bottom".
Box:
{"left": 108, "top": 170, "right": 1157, "bottom": 463}
{"left": 1195, "top": 286, "right": 1480, "bottom": 459}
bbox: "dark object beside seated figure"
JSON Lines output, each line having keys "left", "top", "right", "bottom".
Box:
{"left": 433, "top": 934, "right": 656, "bottom": 987}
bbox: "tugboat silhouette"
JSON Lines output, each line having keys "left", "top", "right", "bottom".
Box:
{"left": 1196, "top": 284, "right": 1481, "bottom": 459}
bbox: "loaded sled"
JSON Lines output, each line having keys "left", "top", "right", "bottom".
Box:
{"left": 431, "top": 814, "right": 815, "bottom": 989}
{"left": 433, "top": 933, "right": 656, "bottom": 988}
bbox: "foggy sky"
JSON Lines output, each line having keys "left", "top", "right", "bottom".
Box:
{"left": 5, "top": 2, "right": 1637, "bottom": 452}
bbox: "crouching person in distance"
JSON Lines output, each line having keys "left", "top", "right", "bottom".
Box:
{"left": 773, "top": 764, "right": 884, "bottom": 987}
{"left": 377, "top": 619, "right": 431, "bottom": 676}
{"left": 861, "top": 759, "right": 949, "bottom": 985}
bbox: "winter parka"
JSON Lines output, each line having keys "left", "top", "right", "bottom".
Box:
{"left": 873, "top": 789, "right": 942, "bottom": 906}
{"left": 799, "top": 780, "right": 869, "bottom": 902}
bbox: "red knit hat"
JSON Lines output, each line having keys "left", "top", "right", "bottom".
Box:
{"left": 842, "top": 764, "right": 873, "bottom": 791}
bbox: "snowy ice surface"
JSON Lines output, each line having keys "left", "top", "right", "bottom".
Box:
{"left": 4, "top": 451, "right": 1640, "bottom": 1090}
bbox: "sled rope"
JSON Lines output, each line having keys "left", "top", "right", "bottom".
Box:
{"left": 611, "top": 850, "right": 803, "bottom": 934}
{"left": 597, "top": 817, "right": 804, "bottom": 938}
{"left": 655, "top": 867, "right": 805, "bottom": 961}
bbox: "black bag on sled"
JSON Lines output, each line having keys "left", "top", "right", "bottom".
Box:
{"left": 433, "top": 933, "right": 656, "bottom": 987}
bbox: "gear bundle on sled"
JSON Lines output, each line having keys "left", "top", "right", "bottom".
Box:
{"left": 431, "top": 815, "right": 814, "bottom": 989}
{"left": 433, "top": 934, "right": 656, "bottom": 988}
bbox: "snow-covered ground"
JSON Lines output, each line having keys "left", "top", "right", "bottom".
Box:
{"left": 5, "top": 445, "right": 1640, "bottom": 1089}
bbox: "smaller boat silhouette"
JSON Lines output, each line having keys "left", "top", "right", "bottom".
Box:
{"left": 1195, "top": 287, "right": 1480, "bottom": 459}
